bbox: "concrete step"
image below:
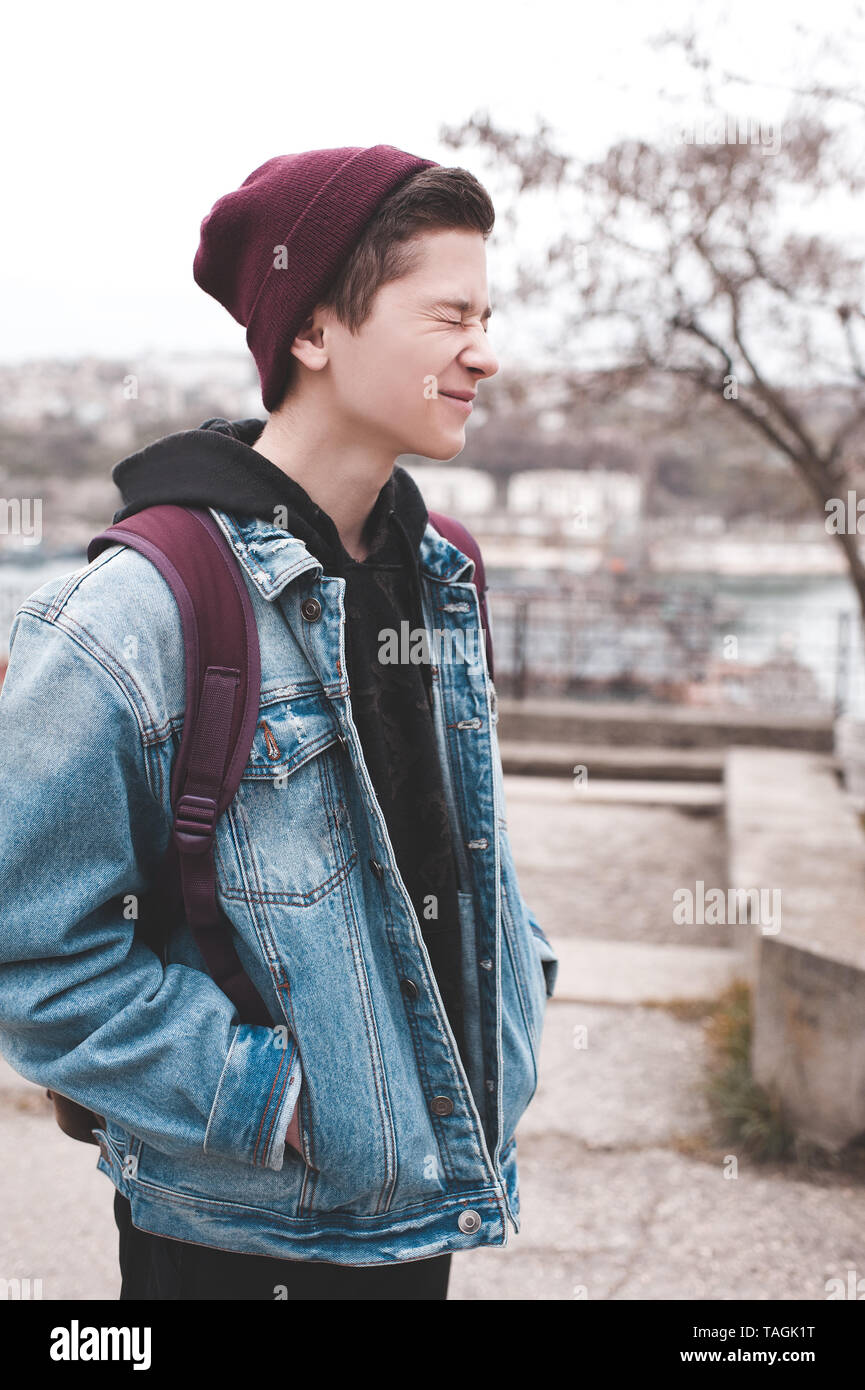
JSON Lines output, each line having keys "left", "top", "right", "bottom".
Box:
{"left": 549, "top": 936, "right": 748, "bottom": 1005}
{"left": 497, "top": 697, "right": 833, "bottom": 752}
{"left": 500, "top": 740, "right": 724, "bottom": 782}
{"left": 504, "top": 772, "right": 723, "bottom": 811}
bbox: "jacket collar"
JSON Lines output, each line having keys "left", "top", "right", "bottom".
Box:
{"left": 209, "top": 507, "right": 476, "bottom": 602}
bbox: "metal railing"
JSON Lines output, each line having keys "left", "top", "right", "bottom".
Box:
{"left": 488, "top": 579, "right": 853, "bottom": 715}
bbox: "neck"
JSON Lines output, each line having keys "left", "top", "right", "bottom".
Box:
{"left": 253, "top": 396, "right": 396, "bottom": 562}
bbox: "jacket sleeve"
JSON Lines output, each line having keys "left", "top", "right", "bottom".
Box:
{"left": 489, "top": 692, "right": 559, "bottom": 1002}
{"left": 526, "top": 904, "right": 559, "bottom": 1000}
{"left": 0, "top": 608, "right": 300, "bottom": 1172}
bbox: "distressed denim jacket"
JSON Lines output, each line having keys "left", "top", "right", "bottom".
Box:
{"left": 0, "top": 507, "right": 558, "bottom": 1265}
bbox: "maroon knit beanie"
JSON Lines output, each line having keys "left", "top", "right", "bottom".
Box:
{"left": 193, "top": 144, "right": 440, "bottom": 411}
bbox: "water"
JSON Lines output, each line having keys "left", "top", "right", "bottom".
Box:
{"left": 0, "top": 554, "right": 87, "bottom": 657}
{"left": 489, "top": 567, "right": 862, "bottom": 714}
{"left": 2, "top": 554, "right": 862, "bottom": 715}
{"left": 663, "top": 572, "right": 858, "bottom": 709}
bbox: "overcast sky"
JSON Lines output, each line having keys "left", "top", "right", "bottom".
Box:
{"left": 2, "top": 0, "right": 861, "bottom": 368}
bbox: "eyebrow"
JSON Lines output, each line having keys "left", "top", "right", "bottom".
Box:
{"left": 431, "top": 297, "right": 493, "bottom": 322}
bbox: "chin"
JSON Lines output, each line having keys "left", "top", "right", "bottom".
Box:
{"left": 415, "top": 431, "right": 467, "bottom": 463}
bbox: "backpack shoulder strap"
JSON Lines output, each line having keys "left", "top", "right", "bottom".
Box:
{"left": 427, "top": 511, "right": 495, "bottom": 681}
{"left": 88, "top": 504, "right": 272, "bottom": 1024}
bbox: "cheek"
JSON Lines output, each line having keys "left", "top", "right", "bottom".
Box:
{"left": 386, "top": 353, "right": 435, "bottom": 415}
{"left": 338, "top": 354, "right": 388, "bottom": 412}
{"left": 344, "top": 341, "right": 446, "bottom": 421}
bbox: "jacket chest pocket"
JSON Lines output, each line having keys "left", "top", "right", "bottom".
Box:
{"left": 217, "top": 693, "right": 358, "bottom": 904}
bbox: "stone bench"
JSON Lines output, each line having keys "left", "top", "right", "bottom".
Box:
{"left": 725, "top": 746, "right": 865, "bottom": 1152}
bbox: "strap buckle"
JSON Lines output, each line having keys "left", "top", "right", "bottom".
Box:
{"left": 173, "top": 793, "right": 218, "bottom": 855}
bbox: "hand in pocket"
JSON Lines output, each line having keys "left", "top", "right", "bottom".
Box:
{"left": 285, "top": 1092, "right": 303, "bottom": 1158}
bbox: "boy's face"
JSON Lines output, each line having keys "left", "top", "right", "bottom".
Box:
{"left": 304, "top": 227, "right": 499, "bottom": 461}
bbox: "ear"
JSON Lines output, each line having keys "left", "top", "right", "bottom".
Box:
{"left": 289, "top": 309, "right": 329, "bottom": 373}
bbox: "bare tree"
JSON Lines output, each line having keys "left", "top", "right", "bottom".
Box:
{"left": 441, "top": 20, "right": 865, "bottom": 621}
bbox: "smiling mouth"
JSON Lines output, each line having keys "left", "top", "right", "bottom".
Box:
{"left": 439, "top": 393, "right": 473, "bottom": 413}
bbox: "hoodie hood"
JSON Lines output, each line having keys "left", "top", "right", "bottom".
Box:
{"left": 111, "top": 415, "right": 429, "bottom": 579}
{"left": 110, "top": 415, "right": 434, "bottom": 703}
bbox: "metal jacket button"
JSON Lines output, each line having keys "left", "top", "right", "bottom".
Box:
{"left": 458, "top": 1210, "right": 481, "bottom": 1233}
{"left": 300, "top": 597, "right": 322, "bottom": 621}
{"left": 400, "top": 978, "right": 419, "bottom": 1000}
{"left": 369, "top": 858, "right": 385, "bottom": 880}
{"left": 429, "top": 1095, "right": 453, "bottom": 1116}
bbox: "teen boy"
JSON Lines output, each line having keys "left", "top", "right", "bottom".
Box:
{"left": 0, "top": 145, "right": 559, "bottom": 1300}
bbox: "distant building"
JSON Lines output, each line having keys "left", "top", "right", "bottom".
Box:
{"left": 400, "top": 464, "right": 495, "bottom": 515}
{"left": 0, "top": 353, "right": 261, "bottom": 430}
{"left": 508, "top": 470, "right": 643, "bottom": 536}
{"left": 400, "top": 464, "right": 644, "bottom": 536}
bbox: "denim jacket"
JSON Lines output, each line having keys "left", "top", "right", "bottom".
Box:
{"left": 0, "top": 507, "right": 558, "bottom": 1265}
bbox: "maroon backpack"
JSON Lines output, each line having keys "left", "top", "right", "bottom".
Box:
{"left": 47, "top": 504, "right": 493, "bottom": 1143}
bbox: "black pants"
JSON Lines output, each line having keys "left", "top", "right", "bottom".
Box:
{"left": 114, "top": 1191, "right": 451, "bottom": 1300}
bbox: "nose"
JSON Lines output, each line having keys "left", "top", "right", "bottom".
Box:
{"left": 459, "top": 326, "right": 499, "bottom": 382}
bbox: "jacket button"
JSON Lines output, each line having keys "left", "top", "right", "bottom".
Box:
{"left": 369, "top": 858, "right": 385, "bottom": 880}
{"left": 400, "top": 978, "right": 419, "bottom": 1000}
{"left": 458, "top": 1209, "right": 481, "bottom": 1233}
{"left": 300, "top": 597, "right": 322, "bottom": 621}
{"left": 429, "top": 1095, "right": 453, "bottom": 1116}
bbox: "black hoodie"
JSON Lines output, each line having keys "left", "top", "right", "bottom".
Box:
{"left": 112, "top": 417, "right": 467, "bottom": 1067}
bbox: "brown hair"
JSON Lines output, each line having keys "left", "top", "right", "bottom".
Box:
{"left": 273, "top": 165, "right": 495, "bottom": 405}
